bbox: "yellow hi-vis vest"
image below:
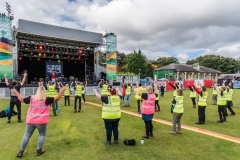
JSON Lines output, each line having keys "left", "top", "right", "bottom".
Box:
{"left": 75, "top": 85, "right": 83, "bottom": 96}
{"left": 155, "top": 93, "right": 159, "bottom": 100}
{"left": 126, "top": 86, "right": 131, "bottom": 95}
{"left": 213, "top": 88, "right": 218, "bottom": 95}
{"left": 217, "top": 91, "right": 227, "bottom": 105}
{"left": 134, "top": 87, "right": 144, "bottom": 100}
{"left": 64, "top": 87, "right": 70, "bottom": 96}
{"left": 198, "top": 91, "right": 208, "bottom": 106}
{"left": 173, "top": 89, "right": 177, "bottom": 97}
{"left": 102, "top": 95, "right": 121, "bottom": 119}
{"left": 80, "top": 86, "right": 85, "bottom": 94}
{"left": 173, "top": 96, "right": 184, "bottom": 113}
{"left": 226, "top": 89, "right": 233, "bottom": 101}
{"left": 101, "top": 84, "right": 109, "bottom": 95}
{"left": 47, "top": 86, "right": 57, "bottom": 98}
{"left": 190, "top": 90, "right": 197, "bottom": 98}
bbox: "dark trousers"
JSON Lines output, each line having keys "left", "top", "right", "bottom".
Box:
{"left": 160, "top": 91, "right": 164, "bottom": 97}
{"left": 144, "top": 120, "right": 153, "bottom": 136}
{"left": 198, "top": 106, "right": 206, "bottom": 123}
{"left": 82, "top": 94, "right": 86, "bottom": 102}
{"left": 191, "top": 97, "right": 196, "bottom": 105}
{"left": 52, "top": 102, "right": 57, "bottom": 115}
{"left": 171, "top": 97, "right": 175, "bottom": 113}
{"left": 225, "top": 101, "right": 235, "bottom": 115}
{"left": 74, "top": 96, "right": 81, "bottom": 110}
{"left": 218, "top": 105, "right": 226, "bottom": 121}
{"left": 104, "top": 119, "right": 120, "bottom": 142}
{"left": 137, "top": 100, "right": 141, "bottom": 112}
{"left": 155, "top": 100, "right": 160, "bottom": 111}
{"left": 8, "top": 97, "right": 21, "bottom": 120}
{"left": 64, "top": 96, "right": 70, "bottom": 105}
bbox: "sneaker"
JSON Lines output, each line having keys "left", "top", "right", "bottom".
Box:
{"left": 74, "top": 110, "right": 77, "bottom": 113}
{"left": 16, "top": 150, "right": 24, "bottom": 157}
{"left": 195, "top": 122, "right": 202, "bottom": 125}
{"left": 138, "top": 111, "right": 141, "bottom": 114}
{"left": 217, "top": 120, "right": 224, "bottom": 123}
{"left": 54, "top": 114, "right": 57, "bottom": 116}
{"left": 176, "top": 131, "right": 181, "bottom": 134}
{"left": 36, "top": 148, "right": 45, "bottom": 156}
{"left": 104, "top": 141, "right": 111, "bottom": 146}
{"left": 78, "top": 110, "right": 81, "bottom": 112}
{"left": 142, "top": 135, "right": 149, "bottom": 139}
{"left": 18, "top": 120, "right": 23, "bottom": 123}
{"left": 230, "top": 113, "right": 235, "bottom": 115}
{"left": 169, "top": 131, "right": 176, "bottom": 134}
{"left": 7, "top": 120, "right": 10, "bottom": 123}
{"left": 114, "top": 140, "right": 118, "bottom": 146}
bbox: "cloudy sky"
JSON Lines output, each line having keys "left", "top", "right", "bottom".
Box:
{"left": 1, "top": 0, "right": 240, "bottom": 62}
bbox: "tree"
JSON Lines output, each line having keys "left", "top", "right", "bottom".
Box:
{"left": 116, "top": 52, "right": 128, "bottom": 72}
{"left": 156, "top": 57, "right": 179, "bottom": 67}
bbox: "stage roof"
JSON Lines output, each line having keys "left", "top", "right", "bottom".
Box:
{"left": 16, "top": 19, "right": 103, "bottom": 44}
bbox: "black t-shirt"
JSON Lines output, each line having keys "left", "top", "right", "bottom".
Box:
{"left": 101, "top": 95, "right": 109, "bottom": 104}
{"left": 160, "top": 86, "right": 165, "bottom": 91}
{"left": 141, "top": 93, "right": 158, "bottom": 100}
{"left": 23, "top": 96, "right": 54, "bottom": 106}
{"left": 8, "top": 84, "right": 21, "bottom": 97}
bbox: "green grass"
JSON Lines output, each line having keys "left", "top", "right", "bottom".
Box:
{"left": 0, "top": 89, "right": 240, "bottom": 160}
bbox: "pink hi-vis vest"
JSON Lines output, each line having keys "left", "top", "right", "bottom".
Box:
{"left": 26, "top": 97, "right": 50, "bottom": 124}
{"left": 141, "top": 94, "right": 156, "bottom": 114}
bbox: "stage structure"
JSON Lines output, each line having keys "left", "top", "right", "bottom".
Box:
{"left": 0, "top": 2, "right": 14, "bottom": 80}
{"left": 104, "top": 33, "right": 117, "bottom": 81}
{"left": 12, "top": 19, "right": 103, "bottom": 83}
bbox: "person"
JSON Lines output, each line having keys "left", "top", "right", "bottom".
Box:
{"left": 124, "top": 82, "right": 132, "bottom": 107}
{"left": 4, "top": 73, "right": 27, "bottom": 123}
{"left": 51, "top": 72, "right": 56, "bottom": 83}
{"left": 132, "top": 83, "right": 145, "bottom": 114}
{"left": 136, "top": 85, "right": 157, "bottom": 139}
{"left": 94, "top": 87, "right": 122, "bottom": 145}
{"left": 0, "top": 106, "right": 18, "bottom": 118}
{"left": 169, "top": 89, "right": 184, "bottom": 134}
{"left": 188, "top": 83, "right": 197, "bottom": 108}
{"left": 98, "top": 81, "right": 109, "bottom": 96}
{"left": 160, "top": 84, "right": 165, "bottom": 97}
{"left": 192, "top": 83, "right": 208, "bottom": 124}
{"left": 168, "top": 81, "right": 179, "bottom": 113}
{"left": 155, "top": 89, "right": 160, "bottom": 112}
{"left": 225, "top": 83, "right": 235, "bottom": 116}
{"left": 11, "top": 82, "right": 66, "bottom": 157}
{"left": 212, "top": 82, "right": 218, "bottom": 105}
{"left": 74, "top": 81, "right": 83, "bottom": 112}
{"left": 122, "top": 76, "right": 125, "bottom": 84}
{"left": 80, "top": 81, "right": 87, "bottom": 105}
{"left": 63, "top": 82, "right": 73, "bottom": 106}
{"left": 120, "top": 82, "right": 126, "bottom": 102}
{"left": 45, "top": 81, "right": 58, "bottom": 116}
{"left": 215, "top": 84, "right": 227, "bottom": 123}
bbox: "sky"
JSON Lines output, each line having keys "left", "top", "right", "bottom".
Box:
{"left": 1, "top": 0, "right": 240, "bottom": 63}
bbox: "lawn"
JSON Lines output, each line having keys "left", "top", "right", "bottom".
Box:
{"left": 0, "top": 89, "right": 239, "bottom": 160}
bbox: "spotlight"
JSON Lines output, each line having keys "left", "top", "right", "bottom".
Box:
{"left": 78, "top": 50, "right": 83, "bottom": 54}
{"left": 38, "top": 53, "right": 42, "bottom": 56}
{"left": 52, "top": 54, "right": 54, "bottom": 57}
{"left": 81, "top": 61, "right": 84, "bottom": 64}
{"left": 68, "top": 55, "right": 70, "bottom": 59}
{"left": 38, "top": 45, "right": 43, "bottom": 50}
{"left": 21, "top": 43, "right": 24, "bottom": 48}
{"left": 37, "top": 58, "right": 40, "bottom": 61}
{"left": 56, "top": 55, "right": 59, "bottom": 58}
{"left": 78, "top": 56, "right": 81, "bottom": 59}
{"left": 29, "top": 57, "right": 32, "bottom": 61}
{"left": 43, "top": 53, "right": 46, "bottom": 57}
{"left": 30, "top": 52, "right": 33, "bottom": 55}
{"left": 48, "top": 59, "right": 51, "bottom": 62}
{"left": 19, "top": 57, "right": 22, "bottom": 60}
{"left": 58, "top": 59, "right": 60, "bottom": 63}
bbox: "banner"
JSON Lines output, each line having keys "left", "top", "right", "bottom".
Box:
{"left": 0, "top": 15, "right": 13, "bottom": 78}
{"left": 45, "top": 61, "right": 63, "bottom": 77}
{"left": 106, "top": 52, "right": 117, "bottom": 80}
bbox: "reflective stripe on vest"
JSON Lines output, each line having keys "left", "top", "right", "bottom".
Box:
{"left": 217, "top": 91, "right": 227, "bottom": 105}
{"left": 142, "top": 94, "right": 155, "bottom": 114}
{"left": 102, "top": 95, "right": 121, "bottom": 119}
{"left": 101, "top": 84, "right": 109, "bottom": 95}
{"left": 190, "top": 90, "right": 196, "bottom": 97}
{"left": 75, "top": 85, "right": 83, "bottom": 96}
{"left": 173, "top": 96, "right": 184, "bottom": 113}
{"left": 126, "top": 86, "right": 131, "bottom": 94}
{"left": 26, "top": 97, "right": 50, "bottom": 124}
{"left": 198, "top": 91, "right": 208, "bottom": 106}
{"left": 226, "top": 89, "right": 233, "bottom": 101}
{"left": 64, "top": 87, "right": 70, "bottom": 96}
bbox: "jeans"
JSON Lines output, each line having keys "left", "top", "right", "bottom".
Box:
{"left": 218, "top": 105, "right": 226, "bottom": 121}
{"left": 124, "top": 94, "right": 131, "bottom": 105}
{"left": 198, "top": 106, "right": 206, "bottom": 123}
{"left": 212, "top": 94, "right": 218, "bottom": 105}
{"left": 64, "top": 96, "right": 70, "bottom": 105}
{"left": 82, "top": 94, "right": 86, "bottom": 103}
{"left": 144, "top": 120, "right": 153, "bottom": 136}
{"left": 160, "top": 91, "right": 164, "bottom": 97}
{"left": 20, "top": 124, "right": 47, "bottom": 151}
{"left": 104, "top": 119, "right": 120, "bottom": 142}
{"left": 8, "top": 97, "right": 21, "bottom": 120}
{"left": 74, "top": 96, "right": 81, "bottom": 110}
{"left": 172, "top": 112, "right": 183, "bottom": 132}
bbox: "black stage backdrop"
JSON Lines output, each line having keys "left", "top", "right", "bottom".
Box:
{"left": 18, "top": 57, "right": 85, "bottom": 83}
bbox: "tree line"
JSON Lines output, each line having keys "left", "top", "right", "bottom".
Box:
{"left": 97, "top": 51, "right": 240, "bottom": 78}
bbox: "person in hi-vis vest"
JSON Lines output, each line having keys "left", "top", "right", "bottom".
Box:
{"left": 94, "top": 87, "right": 122, "bottom": 146}
{"left": 188, "top": 83, "right": 197, "bottom": 108}
{"left": 45, "top": 81, "right": 58, "bottom": 116}
{"left": 212, "top": 82, "right": 219, "bottom": 105}
{"left": 63, "top": 82, "right": 73, "bottom": 106}
{"left": 214, "top": 83, "right": 227, "bottom": 123}
{"left": 193, "top": 83, "right": 208, "bottom": 124}
{"left": 170, "top": 89, "right": 184, "bottom": 134}
{"left": 98, "top": 81, "right": 109, "bottom": 96}
{"left": 225, "top": 83, "right": 235, "bottom": 116}
{"left": 80, "top": 82, "right": 87, "bottom": 105}
{"left": 168, "top": 81, "right": 179, "bottom": 113}
{"left": 132, "top": 83, "right": 146, "bottom": 114}
{"left": 11, "top": 82, "right": 66, "bottom": 157}
{"left": 124, "top": 82, "right": 132, "bottom": 106}
{"left": 74, "top": 81, "right": 83, "bottom": 112}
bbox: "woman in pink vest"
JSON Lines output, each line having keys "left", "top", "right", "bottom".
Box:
{"left": 136, "top": 83, "right": 158, "bottom": 139}
{"left": 11, "top": 82, "right": 66, "bottom": 157}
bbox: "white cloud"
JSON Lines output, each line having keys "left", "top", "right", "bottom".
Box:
{"left": 176, "top": 53, "right": 189, "bottom": 63}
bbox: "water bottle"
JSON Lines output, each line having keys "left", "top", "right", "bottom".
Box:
{"left": 57, "top": 108, "right": 60, "bottom": 114}
{"left": 141, "top": 138, "right": 144, "bottom": 144}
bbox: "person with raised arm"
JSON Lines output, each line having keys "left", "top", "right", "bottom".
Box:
{"left": 62, "top": 82, "right": 73, "bottom": 106}
{"left": 80, "top": 81, "right": 87, "bottom": 105}
{"left": 74, "top": 81, "right": 83, "bottom": 112}
{"left": 168, "top": 81, "right": 179, "bottom": 113}
{"left": 225, "top": 81, "right": 235, "bottom": 116}
{"left": 124, "top": 82, "right": 132, "bottom": 107}
{"left": 120, "top": 82, "right": 126, "bottom": 102}
{"left": 94, "top": 87, "right": 122, "bottom": 146}
{"left": 12, "top": 82, "right": 66, "bottom": 157}
{"left": 132, "top": 82, "right": 145, "bottom": 114}
{"left": 4, "top": 73, "right": 27, "bottom": 123}
{"left": 45, "top": 81, "right": 58, "bottom": 116}
{"left": 188, "top": 83, "right": 197, "bottom": 108}
{"left": 192, "top": 83, "right": 208, "bottom": 124}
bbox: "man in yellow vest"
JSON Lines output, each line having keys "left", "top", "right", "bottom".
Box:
{"left": 94, "top": 87, "right": 122, "bottom": 146}
{"left": 63, "top": 82, "right": 73, "bottom": 106}
{"left": 99, "top": 81, "right": 109, "bottom": 96}
{"left": 124, "top": 82, "right": 132, "bottom": 107}
{"left": 188, "top": 83, "right": 197, "bottom": 108}
{"left": 133, "top": 83, "right": 146, "bottom": 114}
{"left": 215, "top": 84, "right": 227, "bottom": 122}
{"left": 225, "top": 84, "right": 235, "bottom": 116}
{"left": 168, "top": 81, "right": 179, "bottom": 113}
{"left": 74, "top": 81, "right": 83, "bottom": 112}
{"left": 45, "top": 81, "right": 58, "bottom": 116}
{"left": 212, "top": 83, "right": 219, "bottom": 105}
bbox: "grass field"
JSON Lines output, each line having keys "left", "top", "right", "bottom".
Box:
{"left": 0, "top": 89, "right": 240, "bottom": 160}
